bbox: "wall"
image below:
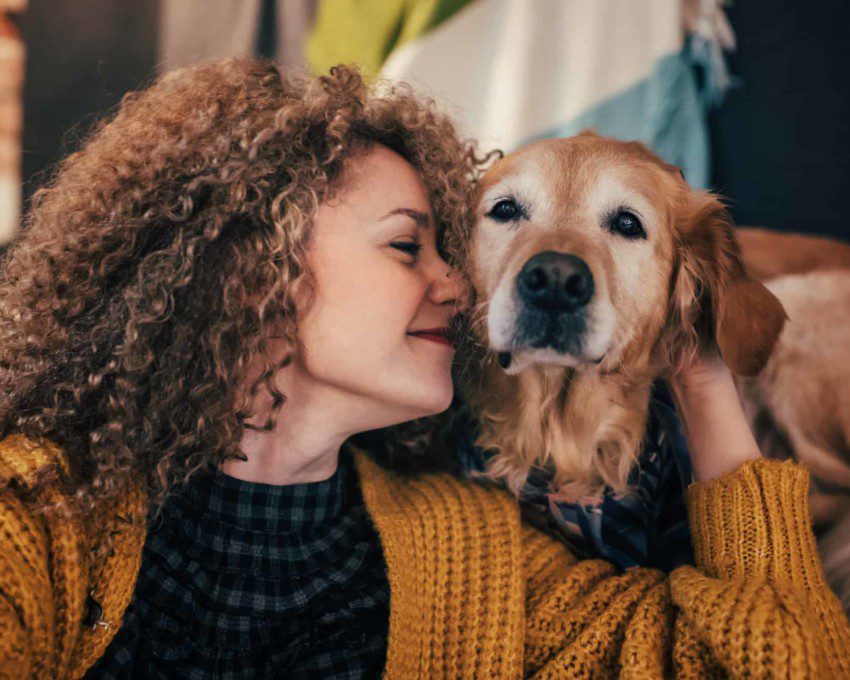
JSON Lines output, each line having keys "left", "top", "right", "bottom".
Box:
{"left": 711, "top": 1, "right": 850, "bottom": 237}
{"left": 21, "top": 0, "right": 156, "bottom": 202}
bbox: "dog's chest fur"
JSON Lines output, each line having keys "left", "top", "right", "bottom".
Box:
{"left": 461, "top": 356, "right": 653, "bottom": 497}
{"left": 448, "top": 379, "right": 695, "bottom": 572}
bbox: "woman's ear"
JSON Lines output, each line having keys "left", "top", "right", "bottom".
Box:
{"left": 665, "top": 192, "right": 787, "bottom": 377}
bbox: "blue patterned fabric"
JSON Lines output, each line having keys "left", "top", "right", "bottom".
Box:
{"left": 450, "top": 382, "right": 694, "bottom": 572}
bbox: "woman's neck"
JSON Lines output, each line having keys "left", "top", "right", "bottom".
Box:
{"left": 223, "top": 434, "right": 342, "bottom": 485}
{"left": 222, "top": 385, "right": 352, "bottom": 485}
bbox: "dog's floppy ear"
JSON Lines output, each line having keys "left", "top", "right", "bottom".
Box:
{"left": 664, "top": 191, "right": 787, "bottom": 377}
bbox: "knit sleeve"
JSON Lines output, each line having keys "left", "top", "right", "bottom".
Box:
{"left": 0, "top": 433, "right": 90, "bottom": 679}
{"left": 670, "top": 458, "right": 850, "bottom": 677}
{"left": 521, "top": 458, "right": 850, "bottom": 678}
{"left": 0, "top": 485, "right": 47, "bottom": 678}
{"left": 0, "top": 591, "right": 32, "bottom": 679}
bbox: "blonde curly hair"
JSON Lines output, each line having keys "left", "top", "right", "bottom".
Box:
{"left": 0, "top": 58, "right": 489, "bottom": 514}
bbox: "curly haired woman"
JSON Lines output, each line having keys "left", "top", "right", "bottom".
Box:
{"left": 0, "top": 58, "right": 848, "bottom": 679}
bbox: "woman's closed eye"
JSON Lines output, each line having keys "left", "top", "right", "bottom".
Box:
{"left": 391, "top": 241, "right": 423, "bottom": 259}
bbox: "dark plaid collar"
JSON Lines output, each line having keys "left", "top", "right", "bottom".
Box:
{"left": 183, "top": 454, "right": 350, "bottom": 534}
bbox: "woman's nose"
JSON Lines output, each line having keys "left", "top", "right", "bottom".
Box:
{"left": 430, "top": 264, "right": 471, "bottom": 314}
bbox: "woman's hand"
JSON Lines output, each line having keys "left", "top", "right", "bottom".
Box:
{"left": 668, "top": 350, "right": 762, "bottom": 482}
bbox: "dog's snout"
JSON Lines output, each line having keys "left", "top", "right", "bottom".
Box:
{"left": 516, "top": 251, "right": 594, "bottom": 312}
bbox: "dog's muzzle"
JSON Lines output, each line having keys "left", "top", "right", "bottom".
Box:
{"left": 516, "top": 251, "right": 594, "bottom": 312}
{"left": 509, "top": 250, "right": 595, "bottom": 356}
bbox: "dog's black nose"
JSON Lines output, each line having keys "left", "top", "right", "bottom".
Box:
{"left": 516, "top": 251, "right": 594, "bottom": 312}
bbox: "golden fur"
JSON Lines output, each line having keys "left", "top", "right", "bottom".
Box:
{"left": 738, "top": 226, "right": 850, "bottom": 281}
{"left": 456, "top": 132, "right": 785, "bottom": 497}
{"left": 736, "top": 271, "right": 850, "bottom": 492}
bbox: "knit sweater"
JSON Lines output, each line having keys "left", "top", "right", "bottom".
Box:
{"left": 1, "top": 434, "right": 849, "bottom": 678}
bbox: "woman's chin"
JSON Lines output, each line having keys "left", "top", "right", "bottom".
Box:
{"left": 390, "top": 382, "right": 454, "bottom": 420}
{"left": 419, "top": 386, "right": 454, "bottom": 416}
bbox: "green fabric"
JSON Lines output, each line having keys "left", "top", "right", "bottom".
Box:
{"left": 307, "top": 0, "right": 475, "bottom": 76}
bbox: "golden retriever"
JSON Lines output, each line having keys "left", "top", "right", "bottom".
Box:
{"left": 457, "top": 131, "right": 786, "bottom": 501}
{"left": 456, "top": 130, "right": 850, "bottom": 613}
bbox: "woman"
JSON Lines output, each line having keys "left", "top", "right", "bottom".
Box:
{"left": 0, "top": 58, "right": 847, "bottom": 678}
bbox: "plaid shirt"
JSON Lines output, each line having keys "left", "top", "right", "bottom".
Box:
{"left": 86, "top": 452, "right": 389, "bottom": 679}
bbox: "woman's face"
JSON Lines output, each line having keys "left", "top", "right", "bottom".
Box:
{"left": 292, "top": 144, "right": 468, "bottom": 430}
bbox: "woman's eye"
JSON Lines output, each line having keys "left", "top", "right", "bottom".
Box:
{"left": 487, "top": 198, "right": 523, "bottom": 223}
{"left": 609, "top": 210, "right": 646, "bottom": 239}
{"left": 391, "top": 242, "right": 422, "bottom": 257}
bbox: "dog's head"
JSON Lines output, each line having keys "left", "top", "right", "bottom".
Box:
{"left": 469, "top": 132, "right": 786, "bottom": 379}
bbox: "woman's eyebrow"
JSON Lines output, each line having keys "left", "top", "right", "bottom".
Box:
{"left": 379, "top": 207, "right": 431, "bottom": 229}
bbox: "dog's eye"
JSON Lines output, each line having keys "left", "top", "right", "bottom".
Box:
{"left": 487, "top": 198, "right": 523, "bottom": 223}
{"left": 609, "top": 211, "right": 646, "bottom": 239}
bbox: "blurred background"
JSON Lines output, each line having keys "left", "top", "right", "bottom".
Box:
{"left": 1, "top": 0, "right": 848, "bottom": 245}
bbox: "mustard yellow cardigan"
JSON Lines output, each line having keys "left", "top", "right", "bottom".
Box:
{"left": 1, "top": 433, "right": 849, "bottom": 678}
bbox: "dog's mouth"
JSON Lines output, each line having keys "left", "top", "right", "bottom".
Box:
{"left": 497, "top": 349, "right": 605, "bottom": 367}
{"left": 494, "top": 342, "right": 607, "bottom": 375}
{"left": 488, "top": 301, "right": 612, "bottom": 374}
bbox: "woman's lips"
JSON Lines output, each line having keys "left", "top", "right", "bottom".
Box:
{"left": 408, "top": 329, "right": 454, "bottom": 347}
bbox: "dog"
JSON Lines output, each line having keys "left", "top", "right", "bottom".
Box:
{"left": 456, "top": 130, "right": 786, "bottom": 501}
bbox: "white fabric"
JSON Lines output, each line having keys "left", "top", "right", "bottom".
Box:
{"left": 380, "top": 0, "right": 687, "bottom": 152}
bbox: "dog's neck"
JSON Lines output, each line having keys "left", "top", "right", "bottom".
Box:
{"left": 460, "top": 348, "right": 654, "bottom": 497}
